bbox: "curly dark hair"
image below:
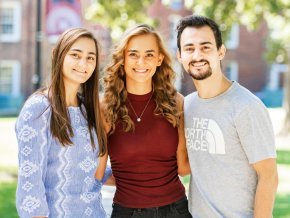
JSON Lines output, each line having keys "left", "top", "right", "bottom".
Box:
{"left": 176, "top": 15, "right": 223, "bottom": 51}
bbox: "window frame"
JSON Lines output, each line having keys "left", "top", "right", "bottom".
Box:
{"left": 225, "top": 61, "right": 239, "bottom": 82}
{"left": 0, "top": 1, "right": 21, "bottom": 42}
{"left": 0, "top": 60, "right": 21, "bottom": 96}
{"left": 225, "top": 24, "right": 239, "bottom": 50}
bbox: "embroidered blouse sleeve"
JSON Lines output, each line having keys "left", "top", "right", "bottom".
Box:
{"left": 94, "top": 165, "right": 112, "bottom": 192}
{"left": 15, "top": 94, "right": 51, "bottom": 218}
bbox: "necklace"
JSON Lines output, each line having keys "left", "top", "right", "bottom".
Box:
{"left": 127, "top": 92, "right": 153, "bottom": 122}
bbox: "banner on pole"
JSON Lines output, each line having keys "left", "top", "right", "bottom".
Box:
{"left": 46, "top": 0, "right": 82, "bottom": 39}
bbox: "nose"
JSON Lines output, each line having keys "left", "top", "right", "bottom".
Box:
{"left": 192, "top": 49, "right": 202, "bottom": 60}
{"left": 136, "top": 56, "right": 145, "bottom": 65}
{"left": 77, "top": 58, "right": 88, "bottom": 70}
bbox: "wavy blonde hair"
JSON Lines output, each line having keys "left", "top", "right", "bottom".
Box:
{"left": 103, "top": 24, "right": 180, "bottom": 134}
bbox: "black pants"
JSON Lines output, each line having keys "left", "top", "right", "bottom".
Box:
{"left": 111, "top": 197, "right": 192, "bottom": 218}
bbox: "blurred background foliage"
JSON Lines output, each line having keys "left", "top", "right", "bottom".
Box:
{"left": 86, "top": 0, "right": 290, "bottom": 132}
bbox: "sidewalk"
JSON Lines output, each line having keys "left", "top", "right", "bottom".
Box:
{"left": 102, "top": 186, "right": 115, "bottom": 217}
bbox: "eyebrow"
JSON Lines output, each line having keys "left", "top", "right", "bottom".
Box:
{"left": 70, "top": 48, "right": 96, "bottom": 56}
{"left": 184, "top": 42, "right": 213, "bottom": 47}
{"left": 127, "top": 49, "right": 156, "bottom": 53}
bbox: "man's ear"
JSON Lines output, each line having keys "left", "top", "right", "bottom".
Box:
{"left": 218, "top": 44, "right": 226, "bottom": 60}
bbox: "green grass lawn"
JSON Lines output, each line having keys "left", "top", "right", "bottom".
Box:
{"left": 0, "top": 182, "right": 18, "bottom": 218}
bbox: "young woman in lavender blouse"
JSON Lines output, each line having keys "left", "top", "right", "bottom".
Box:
{"left": 15, "top": 28, "right": 111, "bottom": 218}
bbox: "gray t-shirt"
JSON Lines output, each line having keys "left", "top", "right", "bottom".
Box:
{"left": 184, "top": 81, "right": 276, "bottom": 218}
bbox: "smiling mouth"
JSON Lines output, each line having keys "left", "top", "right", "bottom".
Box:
{"left": 74, "top": 69, "right": 86, "bottom": 74}
{"left": 190, "top": 62, "right": 208, "bottom": 67}
{"left": 133, "top": 68, "right": 148, "bottom": 73}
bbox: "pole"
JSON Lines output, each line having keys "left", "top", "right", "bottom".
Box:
{"left": 34, "top": 0, "right": 42, "bottom": 90}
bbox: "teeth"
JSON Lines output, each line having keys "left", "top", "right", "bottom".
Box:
{"left": 134, "top": 69, "right": 147, "bottom": 73}
{"left": 192, "top": 62, "right": 206, "bottom": 67}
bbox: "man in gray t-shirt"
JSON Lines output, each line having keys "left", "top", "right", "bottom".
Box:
{"left": 176, "top": 15, "right": 278, "bottom": 217}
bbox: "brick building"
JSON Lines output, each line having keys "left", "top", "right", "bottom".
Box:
{"left": 0, "top": 0, "right": 278, "bottom": 115}
{"left": 0, "top": 0, "right": 110, "bottom": 115}
{"left": 0, "top": 0, "right": 36, "bottom": 114}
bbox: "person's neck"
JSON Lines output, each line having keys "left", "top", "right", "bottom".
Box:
{"left": 65, "top": 85, "right": 80, "bottom": 107}
{"left": 194, "top": 74, "right": 232, "bottom": 99}
{"left": 126, "top": 83, "right": 152, "bottom": 95}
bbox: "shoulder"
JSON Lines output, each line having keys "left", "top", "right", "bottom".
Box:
{"left": 230, "top": 84, "right": 271, "bottom": 123}
{"left": 17, "top": 92, "right": 51, "bottom": 125}
{"left": 176, "top": 92, "right": 184, "bottom": 109}
{"left": 184, "top": 91, "right": 198, "bottom": 107}
{"left": 232, "top": 83, "right": 267, "bottom": 111}
{"left": 99, "top": 95, "right": 111, "bottom": 134}
{"left": 22, "top": 92, "right": 50, "bottom": 112}
{"left": 184, "top": 91, "right": 198, "bottom": 100}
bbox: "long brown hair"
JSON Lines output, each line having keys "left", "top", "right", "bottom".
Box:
{"left": 103, "top": 24, "right": 180, "bottom": 134}
{"left": 48, "top": 28, "right": 106, "bottom": 156}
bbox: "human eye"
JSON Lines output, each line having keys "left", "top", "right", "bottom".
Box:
{"left": 87, "top": 56, "right": 95, "bottom": 61}
{"left": 146, "top": 53, "right": 154, "bottom": 58}
{"left": 184, "top": 47, "right": 194, "bottom": 53}
{"left": 70, "top": 53, "right": 80, "bottom": 59}
{"left": 202, "top": 45, "right": 211, "bottom": 52}
{"left": 128, "top": 52, "right": 138, "bottom": 58}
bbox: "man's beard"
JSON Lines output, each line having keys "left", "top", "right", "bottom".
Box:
{"left": 187, "top": 60, "right": 212, "bottom": 80}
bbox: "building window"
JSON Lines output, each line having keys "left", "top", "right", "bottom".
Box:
{"left": 168, "top": 15, "right": 181, "bottom": 50}
{"left": 225, "top": 61, "right": 238, "bottom": 82}
{"left": 225, "top": 24, "right": 239, "bottom": 50}
{"left": 0, "top": 60, "right": 21, "bottom": 95}
{"left": 268, "top": 63, "right": 288, "bottom": 91}
{"left": 0, "top": 1, "right": 21, "bottom": 42}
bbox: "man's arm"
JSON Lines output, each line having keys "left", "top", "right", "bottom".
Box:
{"left": 176, "top": 92, "right": 191, "bottom": 176}
{"left": 252, "top": 158, "right": 278, "bottom": 218}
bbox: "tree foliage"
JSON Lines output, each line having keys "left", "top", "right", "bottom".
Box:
{"left": 85, "top": 0, "right": 154, "bottom": 40}
{"left": 185, "top": 0, "right": 290, "bottom": 60}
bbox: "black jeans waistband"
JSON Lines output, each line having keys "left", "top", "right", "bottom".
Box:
{"left": 112, "top": 196, "right": 187, "bottom": 212}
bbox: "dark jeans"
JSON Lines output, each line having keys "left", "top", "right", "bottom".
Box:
{"left": 111, "top": 197, "right": 192, "bottom": 218}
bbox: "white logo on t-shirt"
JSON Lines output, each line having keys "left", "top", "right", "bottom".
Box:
{"left": 185, "top": 117, "right": 225, "bottom": 154}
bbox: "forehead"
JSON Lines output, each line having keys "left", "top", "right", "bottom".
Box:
{"left": 126, "top": 34, "right": 159, "bottom": 51}
{"left": 70, "top": 37, "right": 96, "bottom": 53}
{"left": 180, "top": 26, "right": 216, "bottom": 47}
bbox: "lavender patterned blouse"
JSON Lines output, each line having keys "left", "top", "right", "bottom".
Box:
{"left": 15, "top": 93, "right": 111, "bottom": 218}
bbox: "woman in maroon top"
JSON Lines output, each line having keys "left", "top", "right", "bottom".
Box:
{"left": 102, "top": 24, "right": 191, "bottom": 218}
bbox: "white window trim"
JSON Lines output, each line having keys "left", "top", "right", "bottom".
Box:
{"left": 267, "top": 64, "right": 288, "bottom": 91}
{"left": 0, "top": 1, "right": 21, "bottom": 42}
{"left": 0, "top": 60, "right": 21, "bottom": 96}
{"left": 225, "top": 61, "right": 238, "bottom": 82}
{"left": 226, "top": 24, "right": 239, "bottom": 50}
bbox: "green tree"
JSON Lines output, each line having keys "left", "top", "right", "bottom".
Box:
{"left": 85, "top": 0, "right": 154, "bottom": 40}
